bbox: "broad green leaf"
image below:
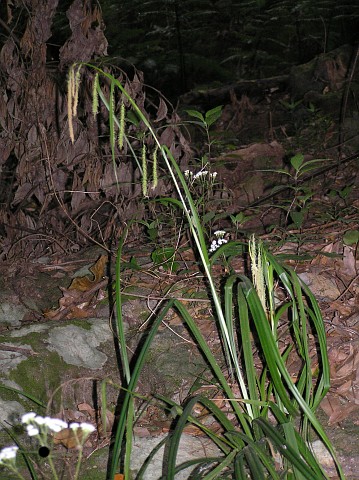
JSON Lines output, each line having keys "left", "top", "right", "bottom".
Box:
{"left": 151, "top": 247, "right": 179, "bottom": 272}
{"left": 343, "top": 229, "right": 359, "bottom": 245}
{"left": 126, "top": 109, "right": 140, "bottom": 126}
{"left": 290, "top": 210, "right": 304, "bottom": 229}
{"left": 290, "top": 153, "right": 304, "bottom": 171}
{"left": 154, "top": 197, "right": 183, "bottom": 209}
{"left": 185, "top": 109, "right": 205, "bottom": 123}
{"left": 205, "top": 105, "right": 223, "bottom": 127}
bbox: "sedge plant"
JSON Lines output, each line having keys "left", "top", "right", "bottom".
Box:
{"left": 67, "top": 63, "right": 345, "bottom": 479}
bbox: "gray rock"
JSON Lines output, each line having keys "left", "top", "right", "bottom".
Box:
{"left": 46, "top": 320, "right": 112, "bottom": 369}
{"left": 0, "top": 398, "right": 24, "bottom": 428}
{"left": 0, "top": 292, "right": 28, "bottom": 327}
{"left": 0, "top": 345, "right": 30, "bottom": 374}
{"left": 130, "top": 433, "right": 221, "bottom": 479}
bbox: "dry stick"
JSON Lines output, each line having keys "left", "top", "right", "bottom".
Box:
{"left": 121, "top": 291, "right": 211, "bottom": 303}
{"left": 334, "top": 272, "right": 359, "bottom": 302}
{"left": 0, "top": 344, "right": 38, "bottom": 356}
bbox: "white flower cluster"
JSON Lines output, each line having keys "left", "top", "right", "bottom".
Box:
{"left": 0, "top": 413, "right": 96, "bottom": 475}
{"left": 21, "top": 412, "right": 95, "bottom": 438}
{"left": 22, "top": 412, "right": 68, "bottom": 436}
{"left": 184, "top": 169, "right": 217, "bottom": 182}
{"left": 68, "top": 422, "right": 96, "bottom": 434}
{"left": 0, "top": 446, "right": 18, "bottom": 465}
{"left": 209, "top": 230, "right": 228, "bottom": 253}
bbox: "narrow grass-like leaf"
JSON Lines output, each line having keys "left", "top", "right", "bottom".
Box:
{"left": 254, "top": 418, "right": 328, "bottom": 480}
{"left": 160, "top": 457, "right": 223, "bottom": 479}
{"left": 100, "top": 380, "right": 108, "bottom": 435}
{"left": 174, "top": 301, "right": 253, "bottom": 437}
{"left": 200, "top": 450, "right": 237, "bottom": 480}
{"left": 115, "top": 228, "right": 131, "bottom": 383}
{"left": 154, "top": 393, "right": 235, "bottom": 454}
{"left": 136, "top": 436, "right": 167, "bottom": 479}
{"left": 0, "top": 385, "right": 45, "bottom": 408}
{"left": 124, "top": 399, "right": 134, "bottom": 479}
{"left": 239, "top": 275, "right": 297, "bottom": 416}
{"left": 244, "top": 444, "right": 266, "bottom": 480}
{"left": 234, "top": 453, "right": 248, "bottom": 479}
{"left": 228, "top": 430, "right": 281, "bottom": 479}
{"left": 109, "top": 299, "right": 177, "bottom": 478}
{"left": 236, "top": 285, "right": 260, "bottom": 420}
{"left": 166, "top": 396, "right": 201, "bottom": 478}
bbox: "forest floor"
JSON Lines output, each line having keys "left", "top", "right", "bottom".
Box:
{"left": 1, "top": 144, "right": 358, "bottom": 478}
{"left": 1, "top": 70, "right": 359, "bottom": 477}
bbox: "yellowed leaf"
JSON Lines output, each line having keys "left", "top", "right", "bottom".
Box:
{"left": 70, "top": 255, "right": 107, "bottom": 292}
{"left": 53, "top": 428, "right": 84, "bottom": 449}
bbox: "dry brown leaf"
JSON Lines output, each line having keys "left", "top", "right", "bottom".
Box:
{"left": 319, "top": 395, "right": 357, "bottom": 425}
{"left": 328, "top": 402, "right": 357, "bottom": 425}
{"left": 336, "top": 379, "right": 354, "bottom": 396}
{"left": 320, "top": 395, "right": 338, "bottom": 419}
{"left": 69, "top": 255, "right": 107, "bottom": 292}
{"left": 53, "top": 427, "right": 86, "bottom": 449}
{"left": 311, "top": 242, "right": 339, "bottom": 266}
{"left": 183, "top": 424, "right": 206, "bottom": 436}
{"left": 78, "top": 402, "right": 96, "bottom": 417}
{"left": 44, "top": 256, "right": 107, "bottom": 320}
{"left": 342, "top": 245, "right": 356, "bottom": 277}
{"left": 328, "top": 303, "right": 353, "bottom": 317}
{"left": 99, "top": 409, "right": 115, "bottom": 437}
{"left": 154, "top": 97, "right": 168, "bottom": 123}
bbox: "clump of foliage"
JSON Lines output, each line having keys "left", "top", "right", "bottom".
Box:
{"left": 67, "top": 63, "right": 344, "bottom": 479}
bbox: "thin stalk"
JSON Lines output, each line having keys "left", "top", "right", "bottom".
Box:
{"left": 73, "top": 449, "right": 83, "bottom": 480}
{"left": 3, "top": 465, "right": 27, "bottom": 480}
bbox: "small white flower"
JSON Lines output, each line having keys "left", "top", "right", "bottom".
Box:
{"left": 211, "top": 172, "right": 218, "bottom": 179}
{"left": 79, "top": 423, "right": 96, "bottom": 434}
{"left": 45, "top": 418, "right": 68, "bottom": 432}
{"left": 69, "top": 422, "right": 80, "bottom": 431}
{"left": 21, "top": 412, "right": 37, "bottom": 424}
{"left": 209, "top": 240, "right": 219, "bottom": 253}
{"left": 69, "top": 422, "right": 95, "bottom": 445}
{"left": 34, "top": 416, "right": 46, "bottom": 425}
{"left": 193, "top": 170, "right": 209, "bottom": 180}
{"left": 209, "top": 233, "right": 228, "bottom": 253}
{"left": 26, "top": 425, "right": 40, "bottom": 437}
{"left": 0, "top": 446, "right": 18, "bottom": 462}
{"left": 184, "top": 170, "right": 190, "bottom": 178}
